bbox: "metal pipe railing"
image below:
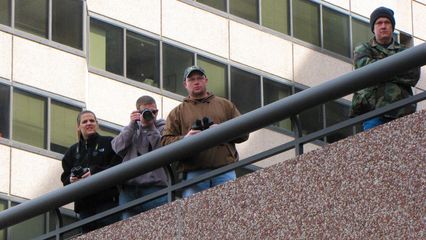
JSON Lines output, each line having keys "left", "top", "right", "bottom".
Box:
{"left": 0, "top": 43, "right": 425, "bottom": 229}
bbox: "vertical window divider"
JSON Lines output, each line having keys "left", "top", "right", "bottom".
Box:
{"left": 159, "top": 41, "right": 164, "bottom": 91}
{"left": 319, "top": 4, "right": 324, "bottom": 48}
{"left": 11, "top": 0, "right": 15, "bottom": 28}
{"left": 227, "top": 65, "right": 231, "bottom": 101}
{"left": 289, "top": 0, "right": 293, "bottom": 37}
{"left": 258, "top": 0, "right": 262, "bottom": 25}
{"left": 48, "top": 0, "right": 52, "bottom": 41}
{"left": 349, "top": 15, "right": 353, "bottom": 58}
{"left": 260, "top": 76, "right": 264, "bottom": 107}
{"left": 9, "top": 86, "right": 13, "bottom": 141}
{"left": 123, "top": 28, "right": 127, "bottom": 79}
{"left": 82, "top": 0, "right": 88, "bottom": 54}
{"left": 226, "top": 0, "right": 229, "bottom": 13}
{"left": 46, "top": 97, "right": 51, "bottom": 151}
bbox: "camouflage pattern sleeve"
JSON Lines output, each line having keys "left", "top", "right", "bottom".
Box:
{"left": 391, "top": 66, "right": 420, "bottom": 87}
{"left": 353, "top": 43, "right": 378, "bottom": 70}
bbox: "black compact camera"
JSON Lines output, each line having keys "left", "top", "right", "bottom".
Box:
{"left": 71, "top": 166, "right": 89, "bottom": 178}
{"left": 139, "top": 109, "right": 156, "bottom": 121}
{"left": 192, "top": 117, "right": 214, "bottom": 131}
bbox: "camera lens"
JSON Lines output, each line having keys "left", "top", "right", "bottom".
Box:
{"left": 141, "top": 109, "right": 154, "bottom": 121}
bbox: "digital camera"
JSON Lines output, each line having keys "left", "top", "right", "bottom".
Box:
{"left": 70, "top": 166, "right": 89, "bottom": 178}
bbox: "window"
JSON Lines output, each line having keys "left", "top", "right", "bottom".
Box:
{"left": 295, "top": 88, "right": 323, "bottom": 135}
{"left": 0, "top": 84, "right": 10, "bottom": 139}
{"left": 127, "top": 31, "right": 160, "bottom": 87}
{"left": 0, "top": 0, "right": 10, "bottom": 26}
{"left": 261, "top": 0, "right": 289, "bottom": 35}
{"left": 0, "top": 199, "right": 6, "bottom": 240}
{"left": 8, "top": 202, "right": 46, "bottom": 239}
{"left": 325, "top": 101, "right": 352, "bottom": 143}
{"left": 15, "top": 0, "right": 48, "bottom": 38}
{"left": 13, "top": 90, "right": 46, "bottom": 148}
{"left": 231, "top": 67, "right": 261, "bottom": 114}
{"left": 163, "top": 43, "right": 194, "bottom": 96}
{"left": 352, "top": 18, "right": 372, "bottom": 51}
{"left": 196, "top": 0, "right": 226, "bottom": 11}
{"left": 229, "top": 0, "right": 258, "bottom": 23}
{"left": 197, "top": 56, "right": 228, "bottom": 98}
{"left": 323, "top": 7, "right": 350, "bottom": 57}
{"left": 90, "top": 19, "right": 123, "bottom": 76}
{"left": 50, "top": 101, "right": 81, "bottom": 154}
{"left": 292, "top": 0, "right": 320, "bottom": 46}
{"left": 52, "top": 0, "right": 83, "bottom": 49}
{"left": 263, "top": 79, "right": 292, "bottom": 131}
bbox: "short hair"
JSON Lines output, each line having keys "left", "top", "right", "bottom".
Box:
{"left": 136, "top": 95, "right": 156, "bottom": 109}
{"left": 77, "top": 110, "right": 97, "bottom": 125}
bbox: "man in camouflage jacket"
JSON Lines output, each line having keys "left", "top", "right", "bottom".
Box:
{"left": 350, "top": 7, "right": 420, "bottom": 130}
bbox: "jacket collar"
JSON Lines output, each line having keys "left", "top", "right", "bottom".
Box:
{"left": 183, "top": 92, "right": 215, "bottom": 104}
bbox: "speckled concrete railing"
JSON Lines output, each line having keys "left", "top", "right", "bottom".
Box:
{"left": 77, "top": 110, "right": 426, "bottom": 239}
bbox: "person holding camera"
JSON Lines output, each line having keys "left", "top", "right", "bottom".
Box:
{"left": 161, "top": 66, "right": 249, "bottom": 198}
{"left": 111, "top": 96, "right": 168, "bottom": 219}
{"left": 60, "top": 110, "right": 121, "bottom": 233}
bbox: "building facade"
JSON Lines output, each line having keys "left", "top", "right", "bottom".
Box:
{"left": 0, "top": 0, "right": 425, "bottom": 238}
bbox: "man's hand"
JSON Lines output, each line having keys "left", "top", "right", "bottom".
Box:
{"left": 185, "top": 129, "right": 201, "bottom": 137}
{"left": 130, "top": 110, "right": 141, "bottom": 123}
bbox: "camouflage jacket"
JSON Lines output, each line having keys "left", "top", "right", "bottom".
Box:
{"left": 350, "top": 38, "right": 420, "bottom": 118}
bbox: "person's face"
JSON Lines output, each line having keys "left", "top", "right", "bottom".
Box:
{"left": 78, "top": 113, "right": 98, "bottom": 140}
{"left": 138, "top": 103, "right": 158, "bottom": 122}
{"left": 373, "top": 17, "right": 393, "bottom": 45}
{"left": 184, "top": 72, "right": 208, "bottom": 98}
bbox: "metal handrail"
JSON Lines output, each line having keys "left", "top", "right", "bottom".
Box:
{"left": 1, "top": 43, "right": 425, "bottom": 236}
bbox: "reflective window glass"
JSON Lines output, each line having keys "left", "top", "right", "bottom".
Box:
{"left": 98, "top": 126, "right": 119, "bottom": 138}
{"left": 9, "top": 202, "right": 46, "bottom": 239}
{"left": 261, "top": 0, "right": 289, "bottom": 34}
{"left": 323, "top": 7, "right": 350, "bottom": 57}
{"left": 15, "top": 0, "right": 48, "bottom": 38}
{"left": 13, "top": 90, "right": 46, "bottom": 148}
{"left": 325, "top": 101, "right": 352, "bottom": 143}
{"left": 296, "top": 88, "right": 323, "bottom": 135}
{"left": 127, "top": 31, "right": 160, "bottom": 87}
{"left": 293, "top": 0, "right": 320, "bottom": 46}
{"left": 230, "top": 67, "right": 261, "bottom": 114}
{"left": 0, "top": 84, "right": 10, "bottom": 139}
{"left": 52, "top": 0, "right": 83, "bottom": 49}
{"left": 352, "top": 18, "right": 372, "bottom": 51}
{"left": 197, "top": 56, "right": 228, "bottom": 98}
{"left": 163, "top": 44, "right": 194, "bottom": 96}
{"left": 196, "top": 0, "right": 226, "bottom": 11}
{"left": 90, "top": 19, "right": 123, "bottom": 75}
{"left": 263, "top": 79, "right": 292, "bottom": 131}
{"left": 0, "top": 0, "right": 11, "bottom": 26}
{"left": 230, "top": 0, "right": 258, "bottom": 23}
{"left": 49, "top": 210, "right": 80, "bottom": 238}
{"left": 50, "top": 101, "right": 80, "bottom": 154}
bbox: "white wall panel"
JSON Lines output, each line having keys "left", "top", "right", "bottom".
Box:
{"left": 293, "top": 44, "right": 352, "bottom": 87}
{"left": 162, "top": 0, "right": 228, "bottom": 58}
{"left": 324, "top": 0, "right": 349, "bottom": 10}
{"left": 229, "top": 21, "right": 293, "bottom": 80}
{"left": 87, "top": 0, "right": 161, "bottom": 35}
{"left": 10, "top": 149, "right": 62, "bottom": 199}
{"left": 0, "top": 32, "right": 12, "bottom": 80}
{"left": 13, "top": 37, "right": 87, "bottom": 101}
{"left": 162, "top": 96, "right": 181, "bottom": 120}
{"left": 413, "top": 38, "right": 426, "bottom": 91}
{"left": 87, "top": 73, "right": 162, "bottom": 126}
{"left": 413, "top": 2, "right": 426, "bottom": 40}
{"left": 0, "top": 145, "right": 10, "bottom": 193}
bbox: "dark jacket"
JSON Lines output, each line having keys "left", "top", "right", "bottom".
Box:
{"left": 111, "top": 119, "right": 168, "bottom": 186}
{"left": 61, "top": 133, "right": 121, "bottom": 213}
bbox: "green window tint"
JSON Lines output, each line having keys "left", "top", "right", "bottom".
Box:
{"left": 52, "top": 0, "right": 83, "bottom": 49}
{"left": 230, "top": 0, "right": 259, "bottom": 23}
{"left": 295, "top": 88, "right": 323, "bottom": 135}
{"left": 90, "top": 19, "right": 123, "bottom": 76}
{"left": 230, "top": 67, "right": 261, "bottom": 114}
{"left": 197, "top": 56, "right": 228, "bottom": 98}
{"left": 50, "top": 101, "right": 80, "bottom": 154}
{"left": 98, "top": 126, "right": 119, "bottom": 138}
{"left": 292, "top": 0, "right": 320, "bottom": 46}
{"left": 325, "top": 101, "right": 352, "bottom": 143}
{"left": 0, "top": 84, "right": 10, "bottom": 139}
{"left": 263, "top": 79, "right": 292, "bottom": 131}
{"left": 0, "top": 200, "right": 6, "bottom": 240}
{"left": 163, "top": 43, "right": 194, "bottom": 96}
{"left": 13, "top": 90, "right": 46, "bottom": 149}
{"left": 49, "top": 210, "right": 80, "bottom": 238}
{"left": 15, "top": 0, "right": 48, "bottom": 38}
{"left": 261, "top": 0, "right": 289, "bottom": 35}
{"left": 9, "top": 202, "right": 46, "bottom": 239}
{"left": 0, "top": 0, "right": 11, "bottom": 26}
{"left": 323, "top": 7, "right": 350, "bottom": 57}
{"left": 196, "top": 0, "right": 226, "bottom": 11}
{"left": 127, "top": 31, "right": 160, "bottom": 87}
{"left": 352, "top": 18, "right": 372, "bottom": 51}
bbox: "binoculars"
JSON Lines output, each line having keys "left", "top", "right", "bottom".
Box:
{"left": 192, "top": 117, "right": 214, "bottom": 131}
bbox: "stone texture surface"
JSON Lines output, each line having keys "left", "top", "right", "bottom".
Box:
{"left": 77, "top": 110, "right": 426, "bottom": 239}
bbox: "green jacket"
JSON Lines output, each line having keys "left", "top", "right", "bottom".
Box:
{"left": 350, "top": 38, "right": 420, "bottom": 118}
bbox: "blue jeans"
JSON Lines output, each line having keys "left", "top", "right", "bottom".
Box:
{"left": 363, "top": 117, "right": 385, "bottom": 131}
{"left": 182, "top": 170, "right": 236, "bottom": 198}
{"left": 119, "top": 185, "right": 168, "bottom": 220}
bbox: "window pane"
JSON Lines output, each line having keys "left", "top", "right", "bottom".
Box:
{"left": 296, "top": 88, "right": 323, "bottom": 135}
{"left": 15, "top": 0, "right": 48, "bottom": 38}
{"left": 0, "top": 200, "right": 6, "bottom": 240}
{"left": 323, "top": 7, "right": 350, "bottom": 57}
{"left": 261, "top": 0, "right": 289, "bottom": 34}
{"left": 230, "top": 0, "right": 259, "bottom": 23}
{"left": 163, "top": 44, "right": 194, "bottom": 96}
{"left": 0, "top": 0, "right": 11, "bottom": 26}
{"left": 293, "top": 0, "right": 320, "bottom": 46}
{"left": 50, "top": 101, "right": 80, "bottom": 154}
{"left": 263, "top": 79, "right": 292, "bottom": 131}
{"left": 127, "top": 31, "right": 160, "bottom": 87}
{"left": 197, "top": 56, "right": 228, "bottom": 98}
{"left": 196, "top": 0, "right": 226, "bottom": 11}
{"left": 9, "top": 202, "right": 46, "bottom": 239}
{"left": 90, "top": 19, "right": 123, "bottom": 75}
{"left": 231, "top": 67, "right": 261, "bottom": 114}
{"left": 352, "top": 18, "right": 372, "bottom": 51}
{"left": 0, "top": 84, "right": 10, "bottom": 139}
{"left": 13, "top": 90, "right": 46, "bottom": 148}
{"left": 52, "top": 0, "right": 83, "bottom": 49}
{"left": 98, "top": 126, "right": 119, "bottom": 138}
{"left": 325, "top": 101, "right": 352, "bottom": 143}
{"left": 49, "top": 211, "right": 80, "bottom": 238}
